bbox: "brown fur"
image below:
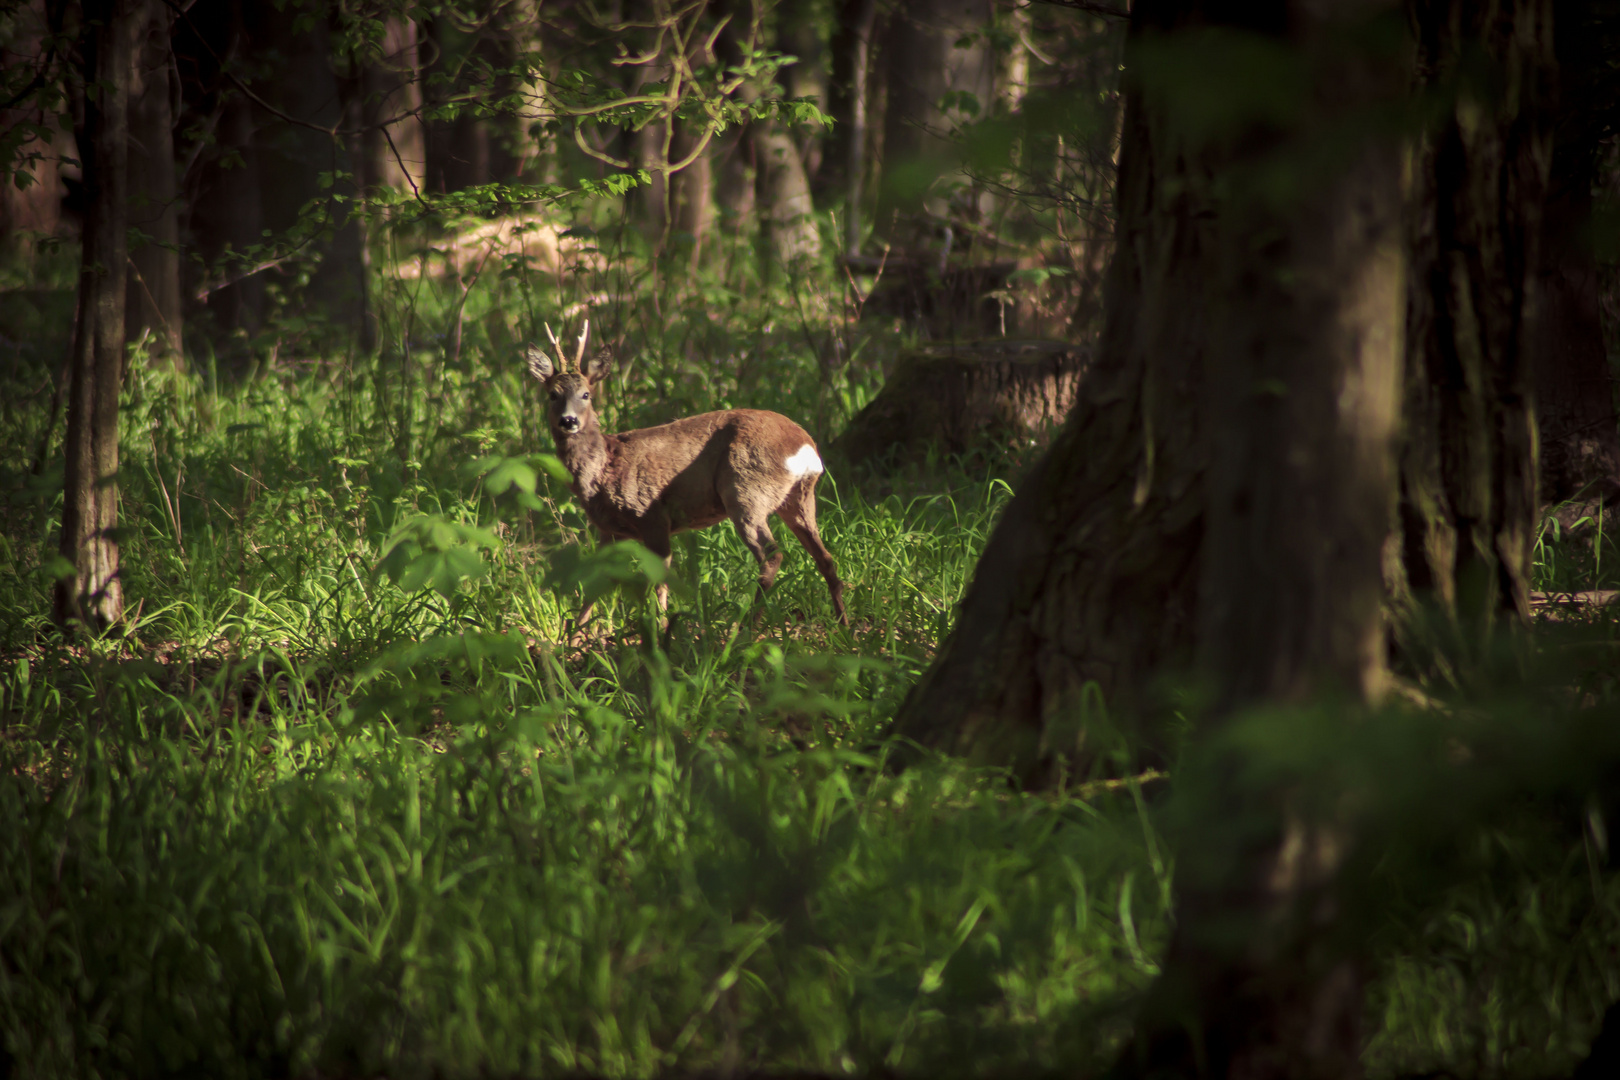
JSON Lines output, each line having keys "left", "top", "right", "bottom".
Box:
{"left": 527, "top": 345, "right": 847, "bottom": 624}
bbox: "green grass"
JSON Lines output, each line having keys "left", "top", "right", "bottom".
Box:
{"left": 3, "top": 225, "right": 1620, "bottom": 1078}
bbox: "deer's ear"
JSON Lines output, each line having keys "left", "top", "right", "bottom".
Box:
{"left": 584, "top": 348, "right": 615, "bottom": 384}
{"left": 525, "top": 345, "right": 555, "bottom": 382}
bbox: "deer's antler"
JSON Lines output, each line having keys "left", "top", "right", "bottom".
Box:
{"left": 574, "top": 318, "right": 591, "bottom": 371}
{"left": 543, "top": 322, "right": 566, "bottom": 371}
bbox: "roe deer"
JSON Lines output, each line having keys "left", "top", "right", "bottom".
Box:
{"left": 526, "top": 335, "right": 847, "bottom": 625}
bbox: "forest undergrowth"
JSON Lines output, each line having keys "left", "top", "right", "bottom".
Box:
{"left": 2, "top": 223, "right": 1619, "bottom": 1079}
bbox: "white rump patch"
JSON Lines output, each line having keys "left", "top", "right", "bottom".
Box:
{"left": 784, "top": 444, "right": 823, "bottom": 477}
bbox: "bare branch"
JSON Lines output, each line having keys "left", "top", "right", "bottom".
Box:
{"left": 1026, "top": 0, "right": 1129, "bottom": 17}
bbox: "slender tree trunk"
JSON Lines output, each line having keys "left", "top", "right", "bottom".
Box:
{"left": 57, "top": 0, "right": 135, "bottom": 632}
{"left": 126, "top": 0, "right": 182, "bottom": 366}
{"left": 668, "top": 124, "right": 716, "bottom": 262}
{"left": 824, "top": 0, "right": 877, "bottom": 254}
{"left": 358, "top": 18, "right": 426, "bottom": 195}
{"left": 873, "top": 0, "right": 994, "bottom": 248}
{"left": 758, "top": 119, "right": 821, "bottom": 269}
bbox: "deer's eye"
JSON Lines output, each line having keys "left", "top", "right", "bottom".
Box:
{"left": 549, "top": 390, "right": 560, "bottom": 401}
{"left": 581, "top": 392, "right": 590, "bottom": 401}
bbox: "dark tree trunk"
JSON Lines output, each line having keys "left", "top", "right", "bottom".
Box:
{"left": 126, "top": 0, "right": 182, "bottom": 365}
{"left": 873, "top": 0, "right": 995, "bottom": 249}
{"left": 888, "top": 15, "right": 1210, "bottom": 778}
{"left": 1393, "top": 0, "right": 1553, "bottom": 647}
{"left": 57, "top": 0, "right": 135, "bottom": 631}
{"left": 190, "top": 83, "right": 266, "bottom": 336}
{"left": 249, "top": 10, "right": 367, "bottom": 337}
{"left": 424, "top": 15, "right": 518, "bottom": 194}
{"left": 1122, "top": 0, "right": 1406, "bottom": 1072}
{"left": 0, "top": 0, "right": 75, "bottom": 247}
{"left": 890, "top": 0, "right": 1555, "bottom": 781}
{"left": 1528, "top": 0, "right": 1619, "bottom": 516}
{"left": 1534, "top": 164, "right": 1618, "bottom": 511}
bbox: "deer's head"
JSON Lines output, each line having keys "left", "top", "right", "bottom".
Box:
{"left": 526, "top": 342, "right": 614, "bottom": 440}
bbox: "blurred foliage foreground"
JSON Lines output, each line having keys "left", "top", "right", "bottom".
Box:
{"left": 3, "top": 236, "right": 1620, "bottom": 1079}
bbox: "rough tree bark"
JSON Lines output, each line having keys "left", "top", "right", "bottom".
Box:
{"left": 126, "top": 0, "right": 182, "bottom": 365}
{"left": 1393, "top": 0, "right": 1552, "bottom": 650}
{"left": 891, "top": 0, "right": 1553, "bottom": 782}
{"left": 888, "top": 7, "right": 1210, "bottom": 777}
{"left": 1121, "top": 1, "right": 1406, "bottom": 1072}
{"left": 757, "top": 118, "right": 821, "bottom": 268}
{"left": 57, "top": 0, "right": 136, "bottom": 631}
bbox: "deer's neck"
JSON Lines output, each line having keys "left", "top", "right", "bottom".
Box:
{"left": 558, "top": 427, "right": 616, "bottom": 498}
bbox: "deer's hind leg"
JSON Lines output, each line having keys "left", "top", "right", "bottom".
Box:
{"left": 721, "top": 487, "right": 785, "bottom": 603}
{"left": 777, "top": 475, "right": 847, "bottom": 624}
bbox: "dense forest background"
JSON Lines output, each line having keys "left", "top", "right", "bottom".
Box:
{"left": 7, "top": 0, "right": 1620, "bottom": 1078}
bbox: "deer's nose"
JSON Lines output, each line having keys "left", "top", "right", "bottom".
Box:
{"left": 558, "top": 414, "right": 579, "bottom": 432}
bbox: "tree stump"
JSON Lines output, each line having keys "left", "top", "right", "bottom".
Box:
{"left": 830, "top": 340, "right": 1088, "bottom": 468}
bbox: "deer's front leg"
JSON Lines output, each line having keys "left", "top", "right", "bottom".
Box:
{"left": 639, "top": 510, "right": 674, "bottom": 612}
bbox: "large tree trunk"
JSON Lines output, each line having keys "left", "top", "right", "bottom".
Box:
{"left": 126, "top": 0, "right": 182, "bottom": 366}
{"left": 887, "top": 15, "right": 1210, "bottom": 778}
{"left": 57, "top": 0, "right": 135, "bottom": 631}
{"left": 1392, "top": 0, "right": 1552, "bottom": 649}
{"left": 891, "top": 0, "right": 1554, "bottom": 781}
{"left": 1122, "top": 0, "right": 1406, "bottom": 1071}
{"left": 757, "top": 119, "right": 821, "bottom": 269}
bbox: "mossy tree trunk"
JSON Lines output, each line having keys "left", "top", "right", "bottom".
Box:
{"left": 57, "top": 0, "right": 136, "bottom": 631}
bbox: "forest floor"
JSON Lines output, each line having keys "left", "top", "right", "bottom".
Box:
{"left": 3, "top": 238, "right": 1620, "bottom": 1079}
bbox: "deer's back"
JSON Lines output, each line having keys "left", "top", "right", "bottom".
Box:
{"left": 602, "top": 409, "right": 819, "bottom": 526}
